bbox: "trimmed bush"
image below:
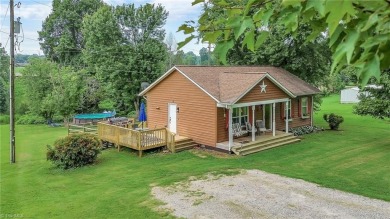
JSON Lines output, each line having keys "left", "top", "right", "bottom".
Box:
{"left": 323, "top": 113, "right": 344, "bottom": 130}
{"left": 47, "top": 133, "right": 102, "bottom": 169}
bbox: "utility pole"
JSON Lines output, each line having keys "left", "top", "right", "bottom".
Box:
{"left": 10, "top": 0, "right": 16, "bottom": 163}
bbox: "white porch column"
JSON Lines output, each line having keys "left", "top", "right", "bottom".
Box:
{"left": 228, "top": 107, "right": 233, "bottom": 151}
{"left": 252, "top": 106, "right": 255, "bottom": 141}
{"left": 272, "top": 103, "right": 276, "bottom": 136}
{"left": 285, "top": 100, "right": 289, "bottom": 133}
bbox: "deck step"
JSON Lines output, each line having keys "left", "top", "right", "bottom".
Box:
{"left": 174, "top": 138, "right": 198, "bottom": 152}
{"left": 232, "top": 135, "right": 301, "bottom": 156}
{"left": 240, "top": 139, "right": 301, "bottom": 156}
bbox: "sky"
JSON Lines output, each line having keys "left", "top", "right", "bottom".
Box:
{"left": 0, "top": 0, "right": 205, "bottom": 55}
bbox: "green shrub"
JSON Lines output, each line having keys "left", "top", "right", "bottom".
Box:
{"left": 289, "top": 126, "right": 324, "bottom": 136}
{"left": 16, "top": 114, "right": 46, "bottom": 124}
{"left": 323, "top": 113, "right": 344, "bottom": 130}
{"left": 47, "top": 134, "right": 102, "bottom": 169}
{"left": 0, "top": 114, "right": 10, "bottom": 124}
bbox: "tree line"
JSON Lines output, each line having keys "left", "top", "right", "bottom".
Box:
{"left": 1, "top": 0, "right": 388, "bottom": 122}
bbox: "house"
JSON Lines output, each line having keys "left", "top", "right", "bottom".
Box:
{"left": 139, "top": 66, "right": 320, "bottom": 152}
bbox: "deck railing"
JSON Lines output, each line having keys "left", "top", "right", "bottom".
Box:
{"left": 68, "top": 123, "right": 98, "bottom": 135}
{"left": 166, "top": 130, "right": 176, "bottom": 153}
{"left": 97, "top": 122, "right": 175, "bottom": 156}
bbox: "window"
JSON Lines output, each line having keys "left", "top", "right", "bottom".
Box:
{"left": 232, "top": 107, "right": 248, "bottom": 125}
{"left": 301, "top": 97, "right": 309, "bottom": 117}
{"left": 284, "top": 101, "right": 291, "bottom": 120}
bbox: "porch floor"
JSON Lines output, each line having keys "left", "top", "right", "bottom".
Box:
{"left": 216, "top": 131, "right": 289, "bottom": 151}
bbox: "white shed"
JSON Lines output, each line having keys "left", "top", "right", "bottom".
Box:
{"left": 340, "top": 87, "right": 360, "bottom": 103}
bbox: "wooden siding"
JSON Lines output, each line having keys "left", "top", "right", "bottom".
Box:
{"left": 146, "top": 70, "right": 217, "bottom": 146}
{"left": 238, "top": 78, "right": 289, "bottom": 103}
{"left": 275, "top": 97, "right": 312, "bottom": 130}
{"left": 217, "top": 106, "right": 264, "bottom": 143}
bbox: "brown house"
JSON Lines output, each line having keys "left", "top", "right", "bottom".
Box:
{"left": 139, "top": 66, "right": 320, "bottom": 151}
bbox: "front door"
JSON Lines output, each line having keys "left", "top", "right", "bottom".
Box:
{"left": 168, "top": 103, "right": 177, "bottom": 133}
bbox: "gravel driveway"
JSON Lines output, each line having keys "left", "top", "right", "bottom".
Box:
{"left": 152, "top": 170, "right": 390, "bottom": 219}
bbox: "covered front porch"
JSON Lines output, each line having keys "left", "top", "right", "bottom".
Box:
{"left": 218, "top": 98, "right": 292, "bottom": 151}
{"left": 216, "top": 130, "right": 287, "bottom": 151}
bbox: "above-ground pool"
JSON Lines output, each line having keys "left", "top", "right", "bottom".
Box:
{"left": 73, "top": 112, "right": 115, "bottom": 124}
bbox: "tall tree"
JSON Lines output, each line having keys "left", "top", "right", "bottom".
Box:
{"left": 165, "top": 32, "right": 177, "bottom": 69}
{"left": 22, "top": 58, "right": 82, "bottom": 120}
{"left": 39, "top": 0, "right": 104, "bottom": 65}
{"left": 227, "top": 24, "right": 331, "bottom": 86}
{"left": 0, "top": 44, "right": 9, "bottom": 113}
{"left": 180, "top": 0, "right": 390, "bottom": 85}
{"left": 82, "top": 4, "right": 168, "bottom": 115}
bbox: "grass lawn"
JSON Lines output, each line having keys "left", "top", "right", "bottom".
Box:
{"left": 1, "top": 95, "right": 389, "bottom": 218}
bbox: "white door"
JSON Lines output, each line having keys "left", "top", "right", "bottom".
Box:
{"left": 168, "top": 104, "right": 177, "bottom": 133}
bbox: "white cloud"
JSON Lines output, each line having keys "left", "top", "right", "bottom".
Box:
{"left": 0, "top": 4, "right": 51, "bottom": 20}
{"left": 14, "top": 4, "right": 52, "bottom": 20}
{"left": 151, "top": 0, "right": 201, "bottom": 21}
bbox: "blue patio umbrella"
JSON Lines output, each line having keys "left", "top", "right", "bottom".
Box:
{"left": 138, "top": 102, "right": 147, "bottom": 129}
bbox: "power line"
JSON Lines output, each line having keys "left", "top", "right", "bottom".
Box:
{"left": 0, "top": 3, "right": 9, "bottom": 30}
{"left": 0, "top": 30, "right": 39, "bottom": 41}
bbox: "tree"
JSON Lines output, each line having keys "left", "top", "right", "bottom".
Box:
{"left": 180, "top": 0, "right": 390, "bottom": 85}
{"left": 39, "top": 0, "right": 104, "bottom": 65}
{"left": 354, "top": 73, "right": 390, "bottom": 119}
{"left": 226, "top": 24, "right": 331, "bottom": 86}
{"left": 0, "top": 44, "right": 9, "bottom": 114}
{"left": 22, "top": 58, "right": 82, "bottom": 121}
{"left": 199, "top": 47, "right": 210, "bottom": 65}
{"left": 82, "top": 3, "right": 168, "bottom": 115}
{"left": 165, "top": 32, "right": 178, "bottom": 69}
{"left": 184, "top": 51, "right": 198, "bottom": 65}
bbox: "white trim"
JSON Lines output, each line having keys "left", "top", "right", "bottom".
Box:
{"left": 231, "top": 73, "right": 296, "bottom": 105}
{"left": 231, "top": 98, "right": 289, "bottom": 108}
{"left": 266, "top": 74, "right": 296, "bottom": 98}
{"left": 252, "top": 106, "right": 255, "bottom": 142}
{"left": 167, "top": 103, "right": 177, "bottom": 134}
{"left": 139, "top": 66, "right": 176, "bottom": 96}
{"left": 228, "top": 107, "right": 233, "bottom": 151}
{"left": 231, "top": 74, "right": 267, "bottom": 103}
{"left": 139, "top": 66, "right": 220, "bottom": 103}
{"left": 272, "top": 103, "right": 276, "bottom": 137}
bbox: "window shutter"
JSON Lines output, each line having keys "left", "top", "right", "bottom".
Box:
{"left": 308, "top": 97, "right": 311, "bottom": 116}
{"left": 248, "top": 106, "right": 253, "bottom": 125}
{"left": 298, "top": 99, "right": 301, "bottom": 117}
{"left": 280, "top": 103, "right": 284, "bottom": 119}
{"left": 225, "top": 109, "right": 229, "bottom": 130}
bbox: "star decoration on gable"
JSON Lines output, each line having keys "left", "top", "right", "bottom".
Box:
{"left": 260, "top": 81, "right": 267, "bottom": 93}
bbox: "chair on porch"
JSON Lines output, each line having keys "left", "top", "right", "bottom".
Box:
{"left": 245, "top": 122, "right": 257, "bottom": 136}
{"left": 232, "top": 123, "right": 248, "bottom": 137}
{"left": 258, "top": 120, "right": 267, "bottom": 135}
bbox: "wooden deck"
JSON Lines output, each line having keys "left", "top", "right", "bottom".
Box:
{"left": 97, "top": 122, "right": 191, "bottom": 156}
